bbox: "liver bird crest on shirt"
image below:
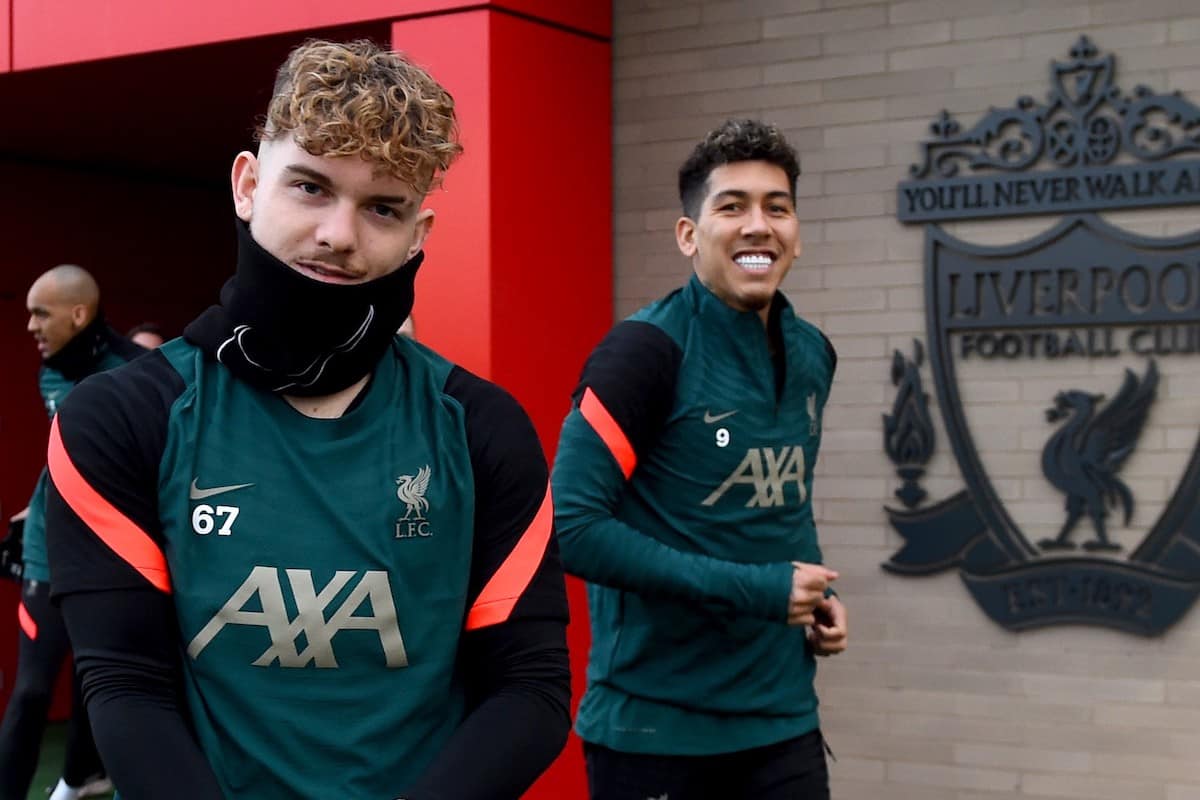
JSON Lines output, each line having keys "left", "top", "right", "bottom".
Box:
{"left": 395, "top": 466, "right": 432, "bottom": 520}
{"left": 1039, "top": 360, "right": 1159, "bottom": 553}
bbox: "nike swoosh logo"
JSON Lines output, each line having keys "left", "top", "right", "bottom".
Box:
{"left": 189, "top": 480, "right": 255, "bottom": 500}
{"left": 703, "top": 409, "right": 738, "bottom": 424}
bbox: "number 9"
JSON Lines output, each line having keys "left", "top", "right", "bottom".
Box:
{"left": 716, "top": 428, "right": 730, "bottom": 448}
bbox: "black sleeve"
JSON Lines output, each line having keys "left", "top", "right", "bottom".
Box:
{"left": 400, "top": 368, "right": 570, "bottom": 800}
{"left": 570, "top": 320, "right": 683, "bottom": 460}
{"left": 46, "top": 351, "right": 180, "bottom": 597}
{"left": 45, "top": 351, "right": 223, "bottom": 795}
{"left": 58, "top": 590, "right": 225, "bottom": 800}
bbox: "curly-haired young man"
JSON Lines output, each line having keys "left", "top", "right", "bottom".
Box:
{"left": 44, "top": 40, "right": 570, "bottom": 800}
{"left": 553, "top": 118, "right": 847, "bottom": 799}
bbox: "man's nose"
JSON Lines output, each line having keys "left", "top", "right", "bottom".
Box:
{"left": 741, "top": 206, "right": 770, "bottom": 236}
{"left": 316, "top": 203, "right": 359, "bottom": 253}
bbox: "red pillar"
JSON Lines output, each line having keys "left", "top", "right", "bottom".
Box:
{"left": 394, "top": 10, "right": 610, "bottom": 798}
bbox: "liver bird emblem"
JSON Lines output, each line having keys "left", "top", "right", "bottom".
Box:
{"left": 1038, "top": 360, "right": 1158, "bottom": 552}
{"left": 395, "top": 465, "right": 432, "bottom": 520}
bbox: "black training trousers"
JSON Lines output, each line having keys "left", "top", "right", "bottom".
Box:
{"left": 585, "top": 728, "right": 830, "bottom": 800}
{"left": 0, "top": 579, "right": 103, "bottom": 799}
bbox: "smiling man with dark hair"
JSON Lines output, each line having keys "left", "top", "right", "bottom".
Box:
{"left": 553, "top": 118, "right": 846, "bottom": 800}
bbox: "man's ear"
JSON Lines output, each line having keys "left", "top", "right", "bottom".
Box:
{"left": 69, "top": 304, "right": 88, "bottom": 329}
{"left": 231, "top": 151, "right": 260, "bottom": 222}
{"left": 675, "top": 216, "right": 697, "bottom": 258}
{"left": 407, "top": 209, "right": 435, "bottom": 259}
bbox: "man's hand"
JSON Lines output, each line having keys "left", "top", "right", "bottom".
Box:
{"left": 787, "top": 562, "right": 838, "bottom": 626}
{"left": 808, "top": 594, "right": 847, "bottom": 656}
{"left": 9, "top": 506, "right": 29, "bottom": 523}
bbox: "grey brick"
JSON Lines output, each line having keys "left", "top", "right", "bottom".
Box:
{"left": 701, "top": 0, "right": 821, "bottom": 25}
{"left": 699, "top": 82, "right": 823, "bottom": 113}
{"left": 890, "top": 38, "right": 1022, "bottom": 72}
{"left": 824, "top": 67, "right": 954, "bottom": 100}
{"left": 889, "top": 0, "right": 1022, "bottom": 25}
{"left": 825, "top": 21, "right": 952, "bottom": 55}
{"left": 700, "top": 35, "right": 821, "bottom": 70}
{"left": 615, "top": 5, "right": 701, "bottom": 36}
{"left": 765, "top": 53, "right": 886, "bottom": 84}
{"left": 763, "top": 5, "right": 888, "bottom": 39}
{"left": 1094, "top": 0, "right": 1200, "bottom": 24}
{"left": 954, "top": 7, "right": 1091, "bottom": 40}
{"left": 642, "top": 19, "right": 761, "bottom": 51}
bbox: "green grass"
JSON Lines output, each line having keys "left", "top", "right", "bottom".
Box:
{"left": 28, "top": 721, "right": 113, "bottom": 800}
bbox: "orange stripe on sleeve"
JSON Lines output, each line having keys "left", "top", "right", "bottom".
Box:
{"left": 465, "top": 483, "right": 554, "bottom": 631}
{"left": 17, "top": 602, "right": 37, "bottom": 640}
{"left": 579, "top": 387, "right": 636, "bottom": 479}
{"left": 46, "top": 417, "right": 172, "bottom": 594}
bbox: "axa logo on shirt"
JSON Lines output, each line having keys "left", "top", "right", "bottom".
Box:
{"left": 702, "top": 446, "right": 808, "bottom": 507}
{"left": 186, "top": 567, "right": 409, "bottom": 668}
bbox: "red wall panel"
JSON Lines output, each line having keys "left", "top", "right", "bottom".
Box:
{"left": 393, "top": 11, "right": 494, "bottom": 378}
{"left": 12, "top": 0, "right": 609, "bottom": 70}
{"left": 0, "top": 0, "right": 10, "bottom": 72}
{"left": 394, "top": 12, "right": 610, "bottom": 798}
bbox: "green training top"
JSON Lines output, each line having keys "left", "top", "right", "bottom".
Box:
{"left": 553, "top": 275, "right": 837, "bottom": 755}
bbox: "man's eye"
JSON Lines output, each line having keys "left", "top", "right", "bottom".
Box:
{"left": 373, "top": 205, "right": 398, "bottom": 219}
{"left": 298, "top": 182, "right": 322, "bottom": 195}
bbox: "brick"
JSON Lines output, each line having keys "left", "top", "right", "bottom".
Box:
{"left": 1120, "top": 43, "right": 1200, "bottom": 72}
{"left": 886, "top": 86, "right": 1041, "bottom": 121}
{"left": 1095, "top": 703, "right": 1200, "bottom": 731}
{"left": 764, "top": 53, "right": 887, "bottom": 84}
{"left": 763, "top": 5, "right": 887, "bottom": 39}
{"left": 803, "top": 145, "right": 889, "bottom": 173}
{"left": 642, "top": 19, "right": 761, "bottom": 50}
{"left": 823, "top": 215, "right": 902, "bottom": 241}
{"left": 824, "top": 67, "right": 954, "bottom": 101}
{"left": 822, "top": 119, "right": 929, "bottom": 148}
{"left": 953, "top": 743, "right": 1091, "bottom": 774}
{"left": 825, "top": 22, "right": 952, "bottom": 55}
{"left": 824, "top": 310, "right": 924, "bottom": 335}
{"left": 643, "top": 66, "right": 762, "bottom": 97}
{"left": 889, "top": 0, "right": 1022, "bottom": 25}
{"left": 699, "top": 82, "right": 823, "bottom": 113}
{"left": 824, "top": 261, "right": 920, "bottom": 288}
{"left": 1025, "top": 23, "right": 1170, "bottom": 58}
{"left": 1168, "top": 18, "right": 1200, "bottom": 42}
{"left": 956, "top": 7, "right": 1091, "bottom": 40}
{"left": 953, "top": 57, "right": 1045, "bottom": 90}
{"left": 772, "top": 99, "right": 888, "bottom": 130}
{"left": 1022, "top": 773, "right": 1168, "bottom": 800}
{"left": 614, "top": 50, "right": 703, "bottom": 79}
{"left": 700, "top": 0, "right": 821, "bottom": 25}
{"left": 796, "top": 192, "right": 886, "bottom": 220}
{"left": 887, "top": 762, "right": 1020, "bottom": 793}
{"left": 700, "top": 35, "right": 820, "bottom": 69}
{"left": 1094, "top": 0, "right": 1200, "bottom": 25}
{"left": 891, "top": 39, "right": 1023, "bottom": 72}
{"left": 614, "top": 5, "right": 701, "bottom": 35}
{"left": 825, "top": 166, "right": 901, "bottom": 195}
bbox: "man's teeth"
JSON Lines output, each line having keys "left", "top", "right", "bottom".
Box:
{"left": 735, "top": 254, "right": 772, "bottom": 272}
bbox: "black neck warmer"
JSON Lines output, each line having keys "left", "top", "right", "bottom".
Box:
{"left": 43, "top": 315, "right": 113, "bottom": 381}
{"left": 184, "top": 221, "right": 420, "bottom": 396}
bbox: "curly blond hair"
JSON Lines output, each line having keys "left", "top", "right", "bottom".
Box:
{"left": 259, "top": 39, "right": 462, "bottom": 194}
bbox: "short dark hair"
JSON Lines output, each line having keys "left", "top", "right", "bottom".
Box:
{"left": 678, "top": 119, "right": 800, "bottom": 219}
